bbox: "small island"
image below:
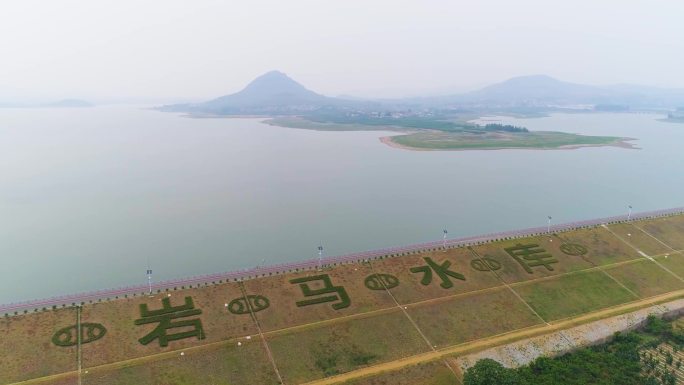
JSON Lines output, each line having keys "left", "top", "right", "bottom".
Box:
{"left": 266, "top": 116, "right": 634, "bottom": 151}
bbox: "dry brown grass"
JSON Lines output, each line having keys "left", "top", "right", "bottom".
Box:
{"left": 341, "top": 360, "right": 458, "bottom": 385}
{"left": 406, "top": 287, "right": 543, "bottom": 347}
{"left": 0, "top": 307, "right": 78, "bottom": 383}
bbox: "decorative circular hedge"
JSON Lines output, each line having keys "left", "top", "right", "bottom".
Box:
{"left": 52, "top": 323, "right": 107, "bottom": 347}
{"left": 470, "top": 257, "right": 502, "bottom": 272}
{"left": 228, "top": 295, "right": 270, "bottom": 315}
{"left": 560, "top": 243, "right": 588, "bottom": 256}
{"left": 364, "top": 273, "right": 399, "bottom": 290}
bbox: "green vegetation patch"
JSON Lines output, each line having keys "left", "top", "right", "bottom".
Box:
{"left": 407, "top": 287, "right": 543, "bottom": 347}
{"left": 638, "top": 216, "right": 684, "bottom": 251}
{"left": 463, "top": 315, "right": 684, "bottom": 385}
{"left": 266, "top": 310, "right": 430, "bottom": 384}
{"left": 513, "top": 270, "right": 636, "bottom": 321}
{"left": 555, "top": 227, "right": 642, "bottom": 266}
{"left": 266, "top": 117, "right": 398, "bottom": 132}
{"left": 607, "top": 223, "right": 672, "bottom": 256}
{"left": 603, "top": 260, "right": 684, "bottom": 298}
{"left": 654, "top": 253, "right": 684, "bottom": 281}
{"left": 389, "top": 130, "right": 623, "bottom": 150}
{"left": 304, "top": 114, "right": 478, "bottom": 132}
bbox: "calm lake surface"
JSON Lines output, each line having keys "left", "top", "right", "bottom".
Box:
{"left": 1, "top": 107, "right": 683, "bottom": 303}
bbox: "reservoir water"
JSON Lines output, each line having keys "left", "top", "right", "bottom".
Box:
{"left": 1, "top": 107, "right": 683, "bottom": 303}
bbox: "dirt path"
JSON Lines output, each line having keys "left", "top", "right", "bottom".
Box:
{"left": 239, "top": 283, "right": 284, "bottom": 384}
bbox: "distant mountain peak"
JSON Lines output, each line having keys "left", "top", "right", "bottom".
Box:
{"left": 470, "top": 74, "right": 603, "bottom": 103}
{"left": 240, "top": 70, "right": 311, "bottom": 95}
{"left": 498, "top": 74, "right": 563, "bottom": 85}
{"left": 160, "top": 70, "right": 345, "bottom": 114}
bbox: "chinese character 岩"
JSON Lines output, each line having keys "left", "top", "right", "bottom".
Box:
{"left": 134, "top": 296, "right": 205, "bottom": 347}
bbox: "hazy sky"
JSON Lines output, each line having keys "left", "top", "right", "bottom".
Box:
{"left": 1, "top": 0, "right": 683, "bottom": 101}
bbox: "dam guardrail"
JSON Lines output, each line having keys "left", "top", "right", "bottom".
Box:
{"left": 2, "top": 206, "right": 684, "bottom": 316}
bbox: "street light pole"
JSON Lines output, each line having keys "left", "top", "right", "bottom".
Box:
{"left": 146, "top": 257, "right": 153, "bottom": 295}
{"left": 443, "top": 229, "right": 448, "bottom": 251}
{"left": 547, "top": 216, "right": 552, "bottom": 233}
{"left": 318, "top": 245, "right": 323, "bottom": 271}
{"left": 77, "top": 304, "right": 82, "bottom": 385}
{"left": 146, "top": 268, "right": 153, "bottom": 295}
{"left": 628, "top": 205, "right": 633, "bottom": 221}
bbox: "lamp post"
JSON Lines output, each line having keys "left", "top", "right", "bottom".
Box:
{"left": 318, "top": 245, "right": 323, "bottom": 271}
{"left": 443, "top": 229, "right": 448, "bottom": 250}
{"left": 628, "top": 205, "right": 633, "bottom": 221}
{"left": 146, "top": 256, "right": 153, "bottom": 295}
{"left": 547, "top": 216, "right": 552, "bottom": 233}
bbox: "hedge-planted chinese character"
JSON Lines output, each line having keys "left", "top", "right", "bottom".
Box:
{"left": 410, "top": 257, "right": 465, "bottom": 289}
{"left": 504, "top": 243, "right": 558, "bottom": 274}
{"left": 134, "top": 296, "right": 205, "bottom": 347}
{"left": 290, "top": 274, "right": 350, "bottom": 310}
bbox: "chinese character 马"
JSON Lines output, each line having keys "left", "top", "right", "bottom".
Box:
{"left": 410, "top": 257, "right": 465, "bottom": 289}
{"left": 134, "top": 296, "right": 205, "bottom": 347}
{"left": 289, "top": 274, "right": 351, "bottom": 310}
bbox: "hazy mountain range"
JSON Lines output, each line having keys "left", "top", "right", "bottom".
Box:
{"left": 0, "top": 98, "right": 93, "bottom": 108}
{"left": 160, "top": 71, "right": 684, "bottom": 115}
{"left": 437, "top": 75, "right": 684, "bottom": 108}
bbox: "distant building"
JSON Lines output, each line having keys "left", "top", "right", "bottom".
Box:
{"left": 668, "top": 109, "right": 684, "bottom": 119}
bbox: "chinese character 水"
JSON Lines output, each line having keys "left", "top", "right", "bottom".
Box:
{"left": 410, "top": 257, "right": 465, "bottom": 289}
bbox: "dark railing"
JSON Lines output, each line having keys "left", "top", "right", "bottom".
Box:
{"left": 2, "top": 206, "right": 683, "bottom": 316}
